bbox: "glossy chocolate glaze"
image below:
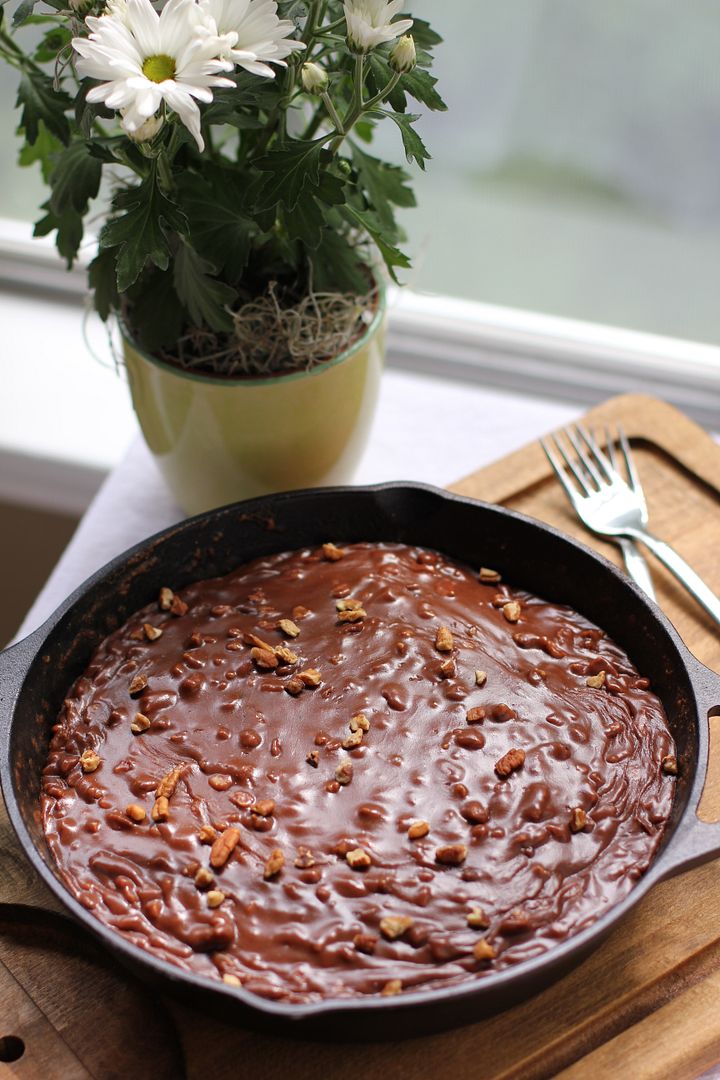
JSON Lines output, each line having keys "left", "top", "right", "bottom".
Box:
{"left": 41, "top": 543, "right": 675, "bottom": 1002}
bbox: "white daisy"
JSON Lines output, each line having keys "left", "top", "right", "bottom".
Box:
{"left": 343, "top": 0, "right": 413, "bottom": 54}
{"left": 200, "top": 0, "right": 305, "bottom": 78}
{"left": 73, "top": 0, "right": 237, "bottom": 151}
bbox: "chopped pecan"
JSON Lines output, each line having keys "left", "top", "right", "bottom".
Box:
{"left": 662, "top": 755, "right": 678, "bottom": 776}
{"left": 292, "top": 605, "right": 311, "bottom": 621}
{"left": 170, "top": 594, "right": 188, "bottom": 617}
{"left": 250, "top": 646, "right": 278, "bottom": 670}
{"left": 335, "top": 760, "right": 353, "bottom": 786}
{"left": 586, "top": 670, "right": 607, "bottom": 689}
{"left": 210, "top": 826, "right": 242, "bottom": 869}
{"left": 342, "top": 729, "right": 363, "bottom": 750}
{"left": 569, "top": 808, "right": 588, "bottom": 833}
{"left": 156, "top": 764, "right": 187, "bottom": 800}
{"left": 435, "top": 625, "right": 454, "bottom": 652}
{"left": 306, "top": 750, "right": 320, "bottom": 768}
{"left": 479, "top": 567, "right": 501, "bottom": 583}
{"left": 263, "top": 848, "right": 285, "bottom": 879}
{"left": 353, "top": 932, "right": 378, "bottom": 954}
{"left": 143, "top": 623, "right": 163, "bottom": 642}
{"left": 466, "top": 706, "right": 486, "bottom": 725}
{"left": 130, "top": 712, "right": 151, "bottom": 734}
{"left": 294, "top": 847, "right": 315, "bottom": 868}
{"left": 381, "top": 980, "right": 402, "bottom": 996}
{"left": 274, "top": 645, "right": 298, "bottom": 665}
{"left": 346, "top": 847, "right": 372, "bottom": 869}
{"left": 197, "top": 824, "right": 217, "bottom": 844}
{"left": 277, "top": 618, "right": 301, "bottom": 638}
{"left": 337, "top": 607, "right": 367, "bottom": 624}
{"left": 475, "top": 670, "right": 488, "bottom": 687}
{"left": 158, "top": 586, "right": 174, "bottom": 611}
{"left": 298, "top": 668, "right": 322, "bottom": 688}
{"left": 473, "top": 938, "right": 496, "bottom": 961}
{"left": 206, "top": 889, "right": 225, "bottom": 908}
{"left": 250, "top": 799, "right": 275, "bottom": 817}
{"left": 467, "top": 906, "right": 489, "bottom": 929}
{"left": 495, "top": 748, "right": 525, "bottom": 779}
{"left": 208, "top": 774, "right": 232, "bottom": 791}
{"left": 379, "top": 915, "right": 414, "bottom": 940}
{"left": 349, "top": 713, "right": 370, "bottom": 733}
{"left": 435, "top": 843, "right": 467, "bottom": 866}
{"left": 79, "top": 749, "right": 100, "bottom": 773}
{"left": 128, "top": 674, "right": 148, "bottom": 697}
{"left": 222, "top": 973, "right": 241, "bottom": 987}
{"left": 322, "top": 542, "right": 345, "bottom": 561}
{"left": 502, "top": 601, "right": 522, "bottom": 623}
{"left": 439, "top": 658, "right": 456, "bottom": 679}
{"left": 285, "top": 676, "right": 305, "bottom": 696}
{"left": 336, "top": 598, "right": 364, "bottom": 612}
{"left": 126, "top": 803, "right": 146, "bottom": 823}
{"left": 151, "top": 795, "right": 169, "bottom": 822}
{"left": 194, "top": 866, "right": 214, "bottom": 889}
{"left": 407, "top": 820, "right": 430, "bottom": 840}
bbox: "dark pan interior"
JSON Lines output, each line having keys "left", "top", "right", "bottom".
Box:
{"left": 0, "top": 483, "right": 706, "bottom": 1037}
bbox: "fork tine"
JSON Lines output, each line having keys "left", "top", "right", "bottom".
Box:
{"left": 617, "top": 424, "right": 641, "bottom": 493}
{"left": 576, "top": 423, "right": 616, "bottom": 481}
{"left": 565, "top": 426, "right": 602, "bottom": 489}
{"left": 550, "top": 433, "right": 594, "bottom": 495}
{"left": 540, "top": 437, "right": 582, "bottom": 505}
{"left": 603, "top": 426, "right": 619, "bottom": 473}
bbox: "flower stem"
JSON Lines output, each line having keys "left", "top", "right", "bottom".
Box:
{"left": 320, "top": 91, "right": 344, "bottom": 135}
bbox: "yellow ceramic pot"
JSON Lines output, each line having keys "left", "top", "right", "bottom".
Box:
{"left": 122, "top": 289, "right": 386, "bottom": 515}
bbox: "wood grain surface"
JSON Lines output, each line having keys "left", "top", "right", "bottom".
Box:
{"left": 2, "top": 393, "right": 719, "bottom": 1080}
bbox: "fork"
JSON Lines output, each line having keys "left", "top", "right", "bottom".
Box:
{"left": 542, "top": 423, "right": 720, "bottom": 627}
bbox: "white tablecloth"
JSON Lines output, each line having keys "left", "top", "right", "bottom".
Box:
{"left": 17, "top": 369, "right": 583, "bottom": 639}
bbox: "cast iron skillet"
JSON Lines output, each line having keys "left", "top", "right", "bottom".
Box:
{"left": 1, "top": 483, "right": 720, "bottom": 1040}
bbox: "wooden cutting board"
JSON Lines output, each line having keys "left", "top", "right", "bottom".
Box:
{"left": 2, "top": 393, "right": 720, "bottom": 1080}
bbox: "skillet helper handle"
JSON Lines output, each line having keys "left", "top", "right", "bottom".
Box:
{"left": 661, "top": 663, "right": 720, "bottom": 878}
{"left": 0, "top": 633, "right": 40, "bottom": 732}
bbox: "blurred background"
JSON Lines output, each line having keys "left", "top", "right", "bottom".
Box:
{"left": 1, "top": 0, "right": 719, "bottom": 640}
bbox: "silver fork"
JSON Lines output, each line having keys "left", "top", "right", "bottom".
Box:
{"left": 542, "top": 423, "right": 720, "bottom": 626}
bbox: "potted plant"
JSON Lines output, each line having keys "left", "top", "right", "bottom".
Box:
{"left": 1, "top": 0, "right": 445, "bottom": 512}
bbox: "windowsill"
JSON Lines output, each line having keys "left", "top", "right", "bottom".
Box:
{"left": 2, "top": 217, "right": 719, "bottom": 515}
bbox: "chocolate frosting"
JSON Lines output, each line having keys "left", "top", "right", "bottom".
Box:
{"left": 41, "top": 542, "right": 675, "bottom": 1002}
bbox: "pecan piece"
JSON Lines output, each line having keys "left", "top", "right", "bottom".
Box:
{"left": 194, "top": 866, "right": 214, "bottom": 889}
{"left": 346, "top": 848, "right": 372, "bottom": 869}
{"left": 435, "top": 843, "right": 467, "bottom": 866}
{"left": 151, "top": 795, "right": 169, "bottom": 822}
{"left": 335, "top": 760, "right": 353, "bottom": 786}
{"left": 435, "top": 625, "right": 454, "bottom": 652}
{"left": 79, "top": 749, "right": 100, "bottom": 773}
{"left": 285, "top": 677, "right": 305, "bottom": 696}
{"left": 479, "top": 567, "right": 501, "bottom": 583}
{"left": 349, "top": 713, "right": 370, "bottom": 733}
{"left": 439, "top": 658, "right": 456, "bottom": 679}
{"left": 353, "top": 933, "right": 378, "bottom": 955}
{"left": 143, "top": 623, "right": 163, "bottom": 642}
{"left": 379, "top": 915, "right": 414, "bottom": 940}
{"left": 502, "top": 601, "right": 522, "bottom": 623}
{"left": 306, "top": 750, "right": 319, "bottom": 768}
{"left": 495, "top": 748, "right": 525, "bottom": 778}
{"left": 277, "top": 618, "right": 301, "bottom": 639}
{"left": 128, "top": 674, "right": 148, "bottom": 697}
{"left": 130, "top": 712, "right": 151, "bottom": 734}
{"left": 206, "top": 890, "right": 225, "bottom": 908}
{"left": 466, "top": 706, "right": 486, "bottom": 725}
{"left": 336, "top": 598, "right": 363, "bottom": 612}
{"left": 322, "top": 542, "right": 345, "bottom": 561}
{"left": 569, "top": 808, "right": 587, "bottom": 833}
{"left": 263, "top": 848, "right": 285, "bottom": 879}
{"left": 274, "top": 645, "right": 298, "bottom": 665}
{"left": 381, "top": 980, "right": 402, "bottom": 996}
{"left": 467, "top": 906, "right": 489, "bottom": 929}
{"left": 222, "top": 974, "right": 241, "bottom": 987}
{"left": 250, "top": 647, "right": 278, "bottom": 670}
{"left": 586, "top": 670, "right": 606, "bottom": 689}
{"left": 126, "top": 803, "right": 146, "bottom": 823}
{"left": 473, "top": 938, "right": 496, "bottom": 962}
{"left": 662, "top": 755, "right": 678, "bottom": 776}
{"left": 475, "top": 670, "right": 488, "bottom": 687}
{"left": 294, "top": 847, "right": 315, "bottom": 868}
{"left": 408, "top": 820, "right": 430, "bottom": 840}
{"left": 197, "top": 824, "right": 217, "bottom": 844}
{"left": 342, "top": 729, "right": 363, "bottom": 750}
{"left": 158, "top": 586, "right": 174, "bottom": 611}
{"left": 156, "top": 764, "right": 186, "bottom": 800}
{"left": 337, "top": 607, "right": 367, "bottom": 624}
{"left": 210, "top": 826, "right": 242, "bottom": 869}
{"left": 298, "top": 669, "right": 322, "bottom": 688}
{"left": 169, "top": 594, "right": 188, "bottom": 617}
{"left": 292, "top": 605, "right": 311, "bottom": 621}
{"left": 250, "top": 799, "right": 275, "bottom": 817}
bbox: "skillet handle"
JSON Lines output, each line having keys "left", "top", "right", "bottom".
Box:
{"left": 659, "top": 660, "right": 720, "bottom": 879}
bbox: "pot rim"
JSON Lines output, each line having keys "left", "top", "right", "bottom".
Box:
{"left": 119, "top": 280, "right": 387, "bottom": 388}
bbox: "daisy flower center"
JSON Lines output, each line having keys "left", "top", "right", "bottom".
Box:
{"left": 142, "top": 54, "right": 176, "bottom": 83}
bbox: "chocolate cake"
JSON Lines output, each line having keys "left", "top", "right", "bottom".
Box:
{"left": 41, "top": 542, "right": 676, "bottom": 1002}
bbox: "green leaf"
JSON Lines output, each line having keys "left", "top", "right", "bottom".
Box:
{"left": 34, "top": 202, "right": 83, "bottom": 267}
{"left": 49, "top": 139, "right": 102, "bottom": 217}
{"left": 101, "top": 172, "right": 189, "bottom": 293}
{"left": 399, "top": 67, "right": 447, "bottom": 112}
{"left": 88, "top": 246, "right": 119, "bottom": 321}
{"left": 125, "top": 267, "right": 186, "bottom": 353}
{"left": 13, "top": 0, "right": 37, "bottom": 27}
{"left": 255, "top": 137, "right": 326, "bottom": 211}
{"left": 173, "top": 240, "right": 236, "bottom": 332}
{"left": 18, "top": 119, "right": 61, "bottom": 183}
{"left": 350, "top": 143, "right": 415, "bottom": 230}
{"left": 343, "top": 204, "right": 410, "bottom": 283}
{"left": 310, "top": 229, "right": 370, "bottom": 294}
{"left": 409, "top": 18, "right": 443, "bottom": 50}
{"left": 370, "top": 108, "right": 430, "bottom": 170}
{"left": 177, "top": 171, "right": 254, "bottom": 282}
{"left": 16, "top": 69, "right": 71, "bottom": 145}
{"left": 283, "top": 195, "right": 325, "bottom": 250}
{"left": 33, "top": 24, "right": 71, "bottom": 62}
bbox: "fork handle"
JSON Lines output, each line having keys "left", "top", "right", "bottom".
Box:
{"left": 618, "top": 538, "right": 656, "bottom": 602}
{"left": 628, "top": 530, "right": 720, "bottom": 627}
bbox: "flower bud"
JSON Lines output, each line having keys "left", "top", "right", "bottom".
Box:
{"left": 389, "top": 35, "right": 416, "bottom": 74}
{"left": 121, "top": 111, "right": 164, "bottom": 143}
{"left": 301, "top": 61, "right": 328, "bottom": 96}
